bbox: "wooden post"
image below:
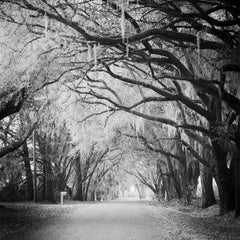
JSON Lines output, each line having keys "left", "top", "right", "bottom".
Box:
{"left": 60, "top": 191, "right": 67, "bottom": 205}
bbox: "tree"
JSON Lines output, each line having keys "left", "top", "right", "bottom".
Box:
{"left": 0, "top": 114, "right": 35, "bottom": 201}
{"left": 1, "top": 0, "right": 240, "bottom": 215}
{"left": 0, "top": 19, "right": 52, "bottom": 158}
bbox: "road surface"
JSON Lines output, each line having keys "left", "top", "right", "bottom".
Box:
{"left": 26, "top": 200, "right": 160, "bottom": 240}
{"left": 2, "top": 199, "right": 240, "bottom": 239}
{"left": 4, "top": 199, "right": 224, "bottom": 240}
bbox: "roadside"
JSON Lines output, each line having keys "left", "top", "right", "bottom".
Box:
{"left": 0, "top": 202, "right": 81, "bottom": 240}
{"left": 149, "top": 200, "right": 240, "bottom": 240}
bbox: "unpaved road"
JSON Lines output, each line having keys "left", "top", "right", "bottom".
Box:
{"left": 2, "top": 200, "right": 239, "bottom": 240}
{"left": 26, "top": 200, "right": 160, "bottom": 240}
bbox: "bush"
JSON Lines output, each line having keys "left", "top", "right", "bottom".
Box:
{"left": 0, "top": 182, "right": 25, "bottom": 202}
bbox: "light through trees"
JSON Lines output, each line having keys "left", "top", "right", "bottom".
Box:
{"left": 0, "top": 0, "right": 239, "bottom": 217}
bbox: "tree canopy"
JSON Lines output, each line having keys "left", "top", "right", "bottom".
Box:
{"left": 0, "top": 0, "right": 240, "bottom": 216}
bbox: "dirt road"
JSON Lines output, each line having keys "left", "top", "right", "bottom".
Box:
{"left": 2, "top": 200, "right": 240, "bottom": 240}
{"left": 26, "top": 200, "right": 160, "bottom": 240}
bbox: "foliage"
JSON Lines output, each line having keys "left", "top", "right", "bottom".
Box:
{"left": 0, "top": 151, "right": 26, "bottom": 201}
{"left": 0, "top": 0, "right": 240, "bottom": 216}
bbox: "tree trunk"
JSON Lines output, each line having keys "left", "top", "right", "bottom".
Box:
{"left": 182, "top": 170, "right": 191, "bottom": 204}
{"left": 156, "top": 160, "right": 165, "bottom": 200}
{"left": 166, "top": 156, "right": 182, "bottom": 199}
{"left": 188, "top": 160, "right": 200, "bottom": 198}
{"left": 162, "top": 176, "right": 170, "bottom": 201}
{"left": 200, "top": 164, "right": 216, "bottom": 208}
{"left": 165, "top": 175, "right": 176, "bottom": 200}
{"left": 179, "top": 156, "right": 190, "bottom": 203}
{"left": 75, "top": 182, "right": 84, "bottom": 201}
{"left": 74, "top": 156, "right": 84, "bottom": 201}
{"left": 234, "top": 116, "right": 240, "bottom": 217}
{"left": 46, "top": 160, "right": 55, "bottom": 203}
{"left": 175, "top": 133, "right": 190, "bottom": 203}
{"left": 84, "top": 171, "right": 95, "bottom": 201}
{"left": 234, "top": 153, "right": 240, "bottom": 217}
{"left": 84, "top": 179, "right": 91, "bottom": 201}
{"left": 211, "top": 140, "right": 231, "bottom": 214}
{"left": 22, "top": 142, "right": 33, "bottom": 201}
{"left": 42, "top": 160, "right": 47, "bottom": 201}
{"left": 209, "top": 98, "right": 231, "bottom": 214}
{"left": 41, "top": 159, "right": 55, "bottom": 203}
